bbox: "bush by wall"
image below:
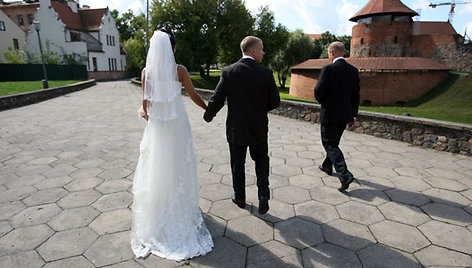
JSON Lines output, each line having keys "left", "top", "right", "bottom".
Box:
{"left": 0, "top": 64, "right": 87, "bottom": 81}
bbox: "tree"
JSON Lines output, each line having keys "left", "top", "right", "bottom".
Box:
{"left": 312, "top": 31, "right": 351, "bottom": 58}
{"left": 273, "top": 30, "right": 313, "bottom": 89}
{"left": 216, "top": 0, "right": 254, "bottom": 65}
{"left": 151, "top": 0, "right": 219, "bottom": 77}
{"left": 3, "top": 47, "right": 25, "bottom": 64}
{"left": 111, "top": 9, "right": 146, "bottom": 42}
{"left": 124, "top": 30, "right": 146, "bottom": 78}
{"left": 254, "top": 6, "right": 289, "bottom": 66}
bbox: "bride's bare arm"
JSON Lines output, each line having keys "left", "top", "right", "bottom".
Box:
{"left": 178, "top": 65, "right": 207, "bottom": 110}
{"left": 141, "top": 68, "right": 149, "bottom": 120}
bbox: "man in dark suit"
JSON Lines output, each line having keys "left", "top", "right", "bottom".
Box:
{"left": 314, "top": 41, "right": 360, "bottom": 192}
{"left": 204, "top": 36, "right": 280, "bottom": 214}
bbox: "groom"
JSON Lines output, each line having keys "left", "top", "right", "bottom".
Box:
{"left": 204, "top": 36, "right": 280, "bottom": 214}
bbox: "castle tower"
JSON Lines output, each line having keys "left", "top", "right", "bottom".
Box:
{"left": 350, "top": 0, "right": 418, "bottom": 58}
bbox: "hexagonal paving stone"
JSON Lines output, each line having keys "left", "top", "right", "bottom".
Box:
{"left": 191, "top": 237, "right": 246, "bottom": 267}
{"left": 302, "top": 243, "right": 362, "bottom": 268}
{"left": 256, "top": 199, "right": 295, "bottom": 223}
{"left": 10, "top": 203, "right": 62, "bottom": 228}
{"left": 64, "top": 177, "right": 103, "bottom": 192}
{"left": 200, "top": 183, "right": 233, "bottom": 202}
{"left": 422, "top": 188, "right": 471, "bottom": 207}
{"left": 92, "top": 192, "right": 132, "bottom": 212}
{"left": 273, "top": 185, "right": 311, "bottom": 205}
{"left": 423, "top": 177, "right": 468, "bottom": 191}
{"left": 69, "top": 167, "right": 103, "bottom": 179}
{"left": 247, "top": 240, "right": 299, "bottom": 265}
{"left": 414, "top": 245, "right": 472, "bottom": 267}
{"left": 202, "top": 213, "right": 226, "bottom": 239}
{"left": 310, "top": 186, "right": 350, "bottom": 205}
{"left": 209, "top": 199, "right": 251, "bottom": 220}
{"left": 0, "top": 225, "right": 54, "bottom": 255}
{"left": 48, "top": 206, "right": 100, "bottom": 231}
{"left": 198, "top": 172, "right": 223, "bottom": 186}
{"left": 289, "top": 174, "right": 324, "bottom": 189}
{"left": 0, "top": 221, "right": 12, "bottom": 237}
{"left": 269, "top": 174, "right": 289, "bottom": 188}
{"left": 0, "top": 186, "right": 37, "bottom": 203}
{"left": 394, "top": 167, "right": 429, "bottom": 178}
{"left": 370, "top": 220, "right": 430, "bottom": 252}
{"left": 84, "top": 231, "right": 134, "bottom": 267}
{"left": 98, "top": 168, "right": 133, "bottom": 180}
{"left": 226, "top": 215, "right": 273, "bottom": 247}
{"left": 421, "top": 203, "right": 472, "bottom": 226}
{"left": 336, "top": 201, "right": 384, "bottom": 225}
{"left": 419, "top": 220, "right": 472, "bottom": 254}
{"left": 285, "top": 157, "right": 314, "bottom": 168}
{"left": 37, "top": 227, "right": 98, "bottom": 262}
{"left": 348, "top": 187, "right": 390, "bottom": 206}
{"left": 74, "top": 158, "right": 105, "bottom": 169}
{"left": 385, "top": 189, "right": 431, "bottom": 206}
{"left": 389, "top": 176, "right": 431, "bottom": 192}
{"left": 57, "top": 189, "right": 101, "bottom": 208}
{"left": 295, "top": 200, "right": 338, "bottom": 224}
{"left": 364, "top": 166, "right": 398, "bottom": 179}
{"left": 0, "top": 251, "right": 44, "bottom": 268}
{"left": 95, "top": 179, "right": 132, "bottom": 194}
{"left": 272, "top": 165, "right": 302, "bottom": 177}
{"left": 322, "top": 219, "right": 376, "bottom": 251}
{"left": 378, "top": 202, "right": 430, "bottom": 226}
{"left": 425, "top": 168, "right": 464, "bottom": 180}
{"left": 4, "top": 174, "right": 44, "bottom": 189}
{"left": 358, "top": 244, "right": 421, "bottom": 268}
{"left": 274, "top": 217, "right": 324, "bottom": 249}
{"left": 210, "top": 164, "right": 231, "bottom": 176}
{"left": 42, "top": 256, "right": 94, "bottom": 268}
{"left": 34, "top": 176, "right": 74, "bottom": 190}
{"left": 369, "top": 158, "right": 403, "bottom": 169}
{"left": 0, "top": 201, "right": 26, "bottom": 221}
{"left": 89, "top": 208, "right": 132, "bottom": 235}
{"left": 28, "top": 156, "right": 57, "bottom": 166}
{"left": 17, "top": 165, "right": 51, "bottom": 177}
{"left": 41, "top": 165, "right": 77, "bottom": 178}
{"left": 23, "top": 188, "right": 68, "bottom": 206}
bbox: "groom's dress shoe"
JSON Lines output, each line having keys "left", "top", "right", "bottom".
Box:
{"left": 318, "top": 165, "right": 333, "bottom": 176}
{"left": 338, "top": 177, "right": 355, "bottom": 192}
{"left": 258, "top": 196, "right": 269, "bottom": 214}
{"left": 231, "top": 193, "right": 245, "bottom": 208}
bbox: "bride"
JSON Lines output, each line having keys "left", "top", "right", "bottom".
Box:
{"left": 130, "top": 29, "right": 213, "bottom": 261}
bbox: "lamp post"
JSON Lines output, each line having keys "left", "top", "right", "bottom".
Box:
{"left": 145, "top": 0, "right": 149, "bottom": 55}
{"left": 33, "top": 20, "right": 49, "bottom": 89}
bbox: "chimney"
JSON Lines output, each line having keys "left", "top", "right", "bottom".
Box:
{"left": 82, "top": 5, "right": 90, "bottom": 9}
{"left": 67, "top": 0, "right": 78, "bottom": 13}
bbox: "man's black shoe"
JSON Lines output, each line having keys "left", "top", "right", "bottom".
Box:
{"left": 258, "top": 196, "right": 269, "bottom": 214}
{"left": 318, "top": 165, "right": 333, "bottom": 176}
{"left": 338, "top": 177, "right": 354, "bottom": 192}
{"left": 231, "top": 193, "right": 245, "bottom": 208}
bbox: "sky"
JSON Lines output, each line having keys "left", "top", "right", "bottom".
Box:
{"left": 9, "top": 0, "right": 471, "bottom": 38}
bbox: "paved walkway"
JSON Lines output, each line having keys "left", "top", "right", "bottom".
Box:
{"left": 0, "top": 81, "right": 471, "bottom": 267}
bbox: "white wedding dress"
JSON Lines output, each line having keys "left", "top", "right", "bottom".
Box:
{"left": 130, "top": 31, "right": 213, "bottom": 261}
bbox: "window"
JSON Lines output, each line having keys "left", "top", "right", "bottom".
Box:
{"left": 394, "top": 36, "right": 398, "bottom": 44}
{"left": 93, "top": 57, "right": 97, "bottom": 71}
{"left": 0, "top": 21, "right": 5, "bottom": 31}
{"left": 112, "top": 36, "right": 115, "bottom": 46}
{"left": 106, "top": 35, "right": 109, "bottom": 45}
{"left": 360, "top": 38, "right": 364, "bottom": 44}
{"left": 27, "top": 14, "right": 33, "bottom": 25}
{"left": 114, "top": 58, "right": 117, "bottom": 71}
{"left": 70, "top": 31, "right": 81, "bottom": 41}
{"left": 13, "top": 39, "right": 19, "bottom": 50}
{"left": 17, "top": 15, "right": 24, "bottom": 25}
{"left": 108, "top": 58, "right": 111, "bottom": 71}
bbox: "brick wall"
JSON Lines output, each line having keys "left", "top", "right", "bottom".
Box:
{"left": 289, "top": 69, "right": 449, "bottom": 105}
{"left": 87, "top": 71, "right": 127, "bottom": 81}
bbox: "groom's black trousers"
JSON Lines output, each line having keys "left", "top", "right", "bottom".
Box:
{"left": 229, "top": 142, "right": 270, "bottom": 201}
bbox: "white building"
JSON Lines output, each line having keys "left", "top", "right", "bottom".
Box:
{"left": 1, "top": 0, "right": 126, "bottom": 79}
{"left": 0, "top": 8, "right": 26, "bottom": 62}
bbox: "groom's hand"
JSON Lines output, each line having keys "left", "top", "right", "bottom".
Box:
{"left": 203, "top": 111, "right": 213, "bottom": 123}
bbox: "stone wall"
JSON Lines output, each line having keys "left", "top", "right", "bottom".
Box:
{"left": 434, "top": 42, "right": 472, "bottom": 72}
{"left": 131, "top": 79, "right": 472, "bottom": 155}
{"left": 87, "top": 71, "right": 127, "bottom": 81}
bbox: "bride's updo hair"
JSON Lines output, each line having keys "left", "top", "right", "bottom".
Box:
{"left": 160, "top": 29, "right": 176, "bottom": 49}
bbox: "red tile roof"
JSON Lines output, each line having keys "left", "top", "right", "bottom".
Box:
{"left": 350, "top": 0, "right": 418, "bottom": 22}
{"left": 291, "top": 57, "right": 451, "bottom": 71}
{"left": 308, "top": 34, "right": 322, "bottom": 40}
{"left": 412, "top": 21, "right": 457, "bottom": 36}
{"left": 51, "top": 1, "right": 106, "bottom": 31}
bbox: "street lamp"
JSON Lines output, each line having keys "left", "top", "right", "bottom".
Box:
{"left": 33, "top": 20, "right": 49, "bottom": 89}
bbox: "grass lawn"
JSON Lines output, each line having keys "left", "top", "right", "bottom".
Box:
{"left": 360, "top": 74, "right": 472, "bottom": 124}
{"left": 0, "top": 80, "right": 84, "bottom": 97}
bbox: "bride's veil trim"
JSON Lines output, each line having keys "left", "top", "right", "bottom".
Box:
{"left": 144, "top": 31, "right": 181, "bottom": 121}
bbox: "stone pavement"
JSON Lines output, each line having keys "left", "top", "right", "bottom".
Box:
{"left": 0, "top": 81, "right": 471, "bottom": 268}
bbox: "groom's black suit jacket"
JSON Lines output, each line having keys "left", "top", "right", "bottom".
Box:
{"left": 204, "top": 58, "right": 280, "bottom": 145}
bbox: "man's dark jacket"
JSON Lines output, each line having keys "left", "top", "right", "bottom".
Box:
{"left": 204, "top": 58, "right": 280, "bottom": 145}
{"left": 314, "top": 58, "right": 360, "bottom": 124}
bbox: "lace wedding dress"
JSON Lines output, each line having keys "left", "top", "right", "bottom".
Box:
{"left": 130, "top": 31, "right": 213, "bottom": 261}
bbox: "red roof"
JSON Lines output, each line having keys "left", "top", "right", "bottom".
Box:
{"left": 308, "top": 34, "right": 322, "bottom": 40}
{"left": 51, "top": 1, "right": 106, "bottom": 31}
{"left": 412, "top": 21, "right": 457, "bottom": 36}
{"left": 291, "top": 57, "right": 451, "bottom": 71}
{"left": 350, "top": 0, "right": 418, "bottom": 22}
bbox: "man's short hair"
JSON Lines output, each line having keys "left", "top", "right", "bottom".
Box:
{"left": 240, "top": 36, "right": 262, "bottom": 53}
{"left": 328, "top": 41, "right": 345, "bottom": 53}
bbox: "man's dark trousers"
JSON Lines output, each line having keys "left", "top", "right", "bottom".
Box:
{"left": 229, "top": 142, "right": 269, "bottom": 202}
{"left": 320, "top": 123, "right": 353, "bottom": 182}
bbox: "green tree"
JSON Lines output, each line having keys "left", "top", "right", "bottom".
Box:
{"left": 273, "top": 30, "right": 313, "bottom": 89}
{"left": 311, "top": 31, "right": 336, "bottom": 59}
{"left": 151, "top": 0, "right": 219, "bottom": 77}
{"left": 3, "top": 47, "right": 25, "bottom": 64}
{"left": 124, "top": 30, "right": 146, "bottom": 78}
{"left": 254, "top": 6, "right": 290, "bottom": 66}
{"left": 111, "top": 9, "right": 146, "bottom": 42}
{"left": 216, "top": 0, "right": 254, "bottom": 65}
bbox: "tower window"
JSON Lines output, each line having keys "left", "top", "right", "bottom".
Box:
{"left": 361, "top": 38, "right": 364, "bottom": 44}
{"left": 17, "top": 15, "right": 24, "bottom": 25}
{"left": 394, "top": 36, "right": 398, "bottom": 44}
